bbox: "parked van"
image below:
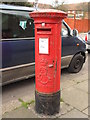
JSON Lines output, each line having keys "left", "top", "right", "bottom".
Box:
{"left": 0, "top": 4, "right": 87, "bottom": 85}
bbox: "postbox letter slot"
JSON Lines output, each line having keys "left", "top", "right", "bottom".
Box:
{"left": 37, "top": 28, "right": 51, "bottom": 33}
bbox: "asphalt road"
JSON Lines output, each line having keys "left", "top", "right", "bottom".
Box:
{"left": 2, "top": 53, "right": 89, "bottom": 107}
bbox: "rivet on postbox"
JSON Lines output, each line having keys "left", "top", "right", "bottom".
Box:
{"left": 30, "top": 9, "right": 67, "bottom": 115}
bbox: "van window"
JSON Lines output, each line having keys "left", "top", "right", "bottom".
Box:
{"left": 2, "top": 13, "right": 34, "bottom": 39}
{"left": 61, "top": 23, "right": 68, "bottom": 36}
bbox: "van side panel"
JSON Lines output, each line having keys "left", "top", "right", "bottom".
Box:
{"left": 2, "top": 39, "right": 35, "bottom": 68}
{"left": 1, "top": 39, "right": 35, "bottom": 84}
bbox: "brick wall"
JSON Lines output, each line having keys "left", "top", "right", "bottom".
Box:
{"left": 64, "top": 18, "right": 90, "bottom": 33}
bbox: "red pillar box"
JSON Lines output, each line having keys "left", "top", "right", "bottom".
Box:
{"left": 30, "top": 9, "right": 67, "bottom": 115}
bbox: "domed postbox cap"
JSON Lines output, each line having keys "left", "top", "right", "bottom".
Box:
{"left": 30, "top": 9, "right": 67, "bottom": 19}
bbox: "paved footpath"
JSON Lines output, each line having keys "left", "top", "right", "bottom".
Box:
{"left": 2, "top": 54, "right": 89, "bottom": 119}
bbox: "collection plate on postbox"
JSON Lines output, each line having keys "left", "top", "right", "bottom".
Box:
{"left": 39, "top": 38, "right": 49, "bottom": 54}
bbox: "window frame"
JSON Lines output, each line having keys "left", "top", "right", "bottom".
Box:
{"left": 1, "top": 10, "right": 35, "bottom": 40}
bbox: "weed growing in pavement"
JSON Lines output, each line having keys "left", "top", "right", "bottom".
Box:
{"left": 77, "top": 82, "right": 80, "bottom": 84}
{"left": 18, "top": 98, "right": 35, "bottom": 109}
{"left": 60, "top": 97, "right": 64, "bottom": 103}
{"left": 4, "top": 112, "right": 9, "bottom": 114}
{"left": 18, "top": 97, "right": 64, "bottom": 108}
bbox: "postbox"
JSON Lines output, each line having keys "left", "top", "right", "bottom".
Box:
{"left": 30, "top": 9, "right": 67, "bottom": 115}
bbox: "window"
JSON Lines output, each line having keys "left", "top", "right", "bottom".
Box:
{"left": 61, "top": 23, "right": 68, "bottom": 36}
{"left": 2, "top": 13, "right": 34, "bottom": 39}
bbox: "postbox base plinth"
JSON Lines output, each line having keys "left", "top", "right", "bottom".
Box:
{"left": 35, "top": 91, "right": 60, "bottom": 115}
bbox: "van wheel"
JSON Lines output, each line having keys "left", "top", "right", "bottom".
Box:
{"left": 68, "top": 54, "right": 84, "bottom": 73}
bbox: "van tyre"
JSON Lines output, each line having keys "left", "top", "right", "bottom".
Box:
{"left": 68, "top": 54, "right": 84, "bottom": 73}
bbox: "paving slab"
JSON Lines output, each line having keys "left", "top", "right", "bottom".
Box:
{"left": 60, "top": 109, "right": 88, "bottom": 118}
{"left": 82, "top": 107, "right": 88, "bottom": 115}
{"left": 59, "top": 102, "right": 74, "bottom": 117}
{"left": 3, "top": 107, "right": 39, "bottom": 118}
{"left": 82, "top": 106, "right": 90, "bottom": 117}
{"left": 2, "top": 95, "right": 35, "bottom": 115}
{"left": 2, "top": 100, "right": 21, "bottom": 115}
{"left": 60, "top": 80, "right": 75, "bottom": 90}
{"left": 62, "top": 86, "right": 88, "bottom": 111}
{"left": 73, "top": 74, "right": 88, "bottom": 83}
{"left": 61, "top": 69, "right": 88, "bottom": 84}
{"left": 74, "top": 81, "right": 88, "bottom": 93}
